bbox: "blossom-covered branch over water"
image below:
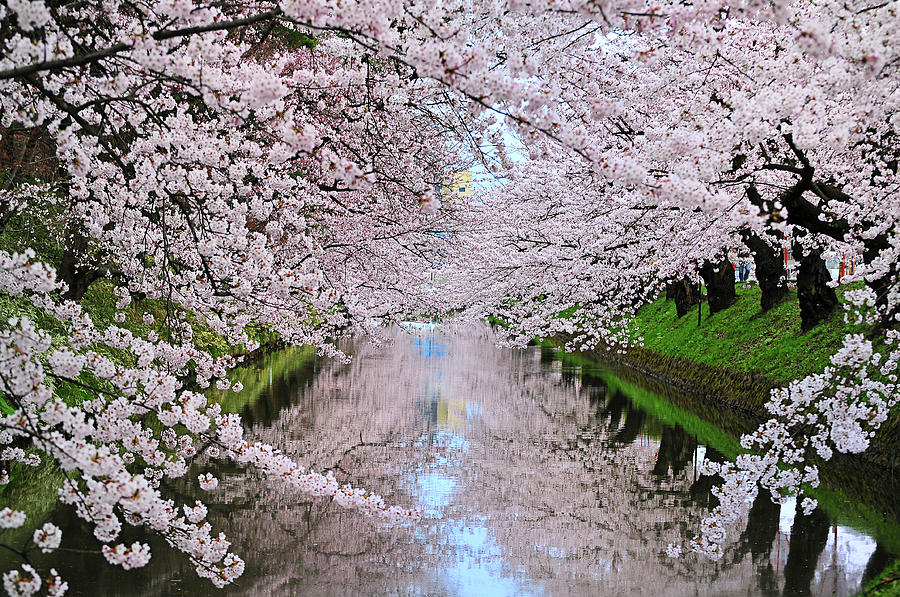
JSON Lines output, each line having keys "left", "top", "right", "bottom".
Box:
{"left": 0, "top": 0, "right": 898, "bottom": 592}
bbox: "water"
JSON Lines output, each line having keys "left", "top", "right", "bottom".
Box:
{"left": 13, "top": 326, "right": 896, "bottom": 595}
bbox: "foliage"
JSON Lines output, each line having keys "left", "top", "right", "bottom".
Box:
{"left": 0, "top": 0, "right": 898, "bottom": 592}
{"left": 857, "top": 559, "right": 900, "bottom": 597}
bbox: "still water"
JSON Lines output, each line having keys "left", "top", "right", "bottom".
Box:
{"left": 26, "top": 326, "right": 898, "bottom": 595}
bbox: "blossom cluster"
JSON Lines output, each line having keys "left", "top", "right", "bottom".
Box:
{"left": 0, "top": 251, "right": 422, "bottom": 592}
{"left": 680, "top": 331, "right": 898, "bottom": 559}
{"left": 0, "top": 0, "right": 898, "bottom": 589}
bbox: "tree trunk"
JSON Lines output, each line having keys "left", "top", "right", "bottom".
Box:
{"left": 741, "top": 488, "right": 780, "bottom": 562}
{"left": 863, "top": 242, "right": 899, "bottom": 330}
{"left": 750, "top": 181, "right": 895, "bottom": 329}
{"left": 669, "top": 277, "right": 699, "bottom": 318}
{"left": 58, "top": 248, "right": 106, "bottom": 301}
{"left": 699, "top": 258, "right": 736, "bottom": 315}
{"left": 58, "top": 231, "right": 110, "bottom": 301}
{"left": 783, "top": 504, "right": 830, "bottom": 597}
{"left": 741, "top": 230, "right": 788, "bottom": 312}
{"left": 795, "top": 245, "right": 838, "bottom": 331}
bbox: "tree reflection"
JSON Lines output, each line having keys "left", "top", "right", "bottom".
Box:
{"left": 612, "top": 406, "right": 647, "bottom": 446}
{"left": 732, "top": 488, "right": 781, "bottom": 597}
{"left": 689, "top": 447, "right": 726, "bottom": 508}
{"left": 783, "top": 504, "right": 831, "bottom": 597}
{"left": 601, "top": 387, "right": 628, "bottom": 430}
{"left": 653, "top": 426, "right": 697, "bottom": 478}
{"left": 27, "top": 326, "right": 884, "bottom": 596}
{"left": 239, "top": 355, "right": 320, "bottom": 428}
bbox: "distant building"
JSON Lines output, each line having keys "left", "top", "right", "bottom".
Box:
{"left": 442, "top": 170, "right": 472, "bottom": 204}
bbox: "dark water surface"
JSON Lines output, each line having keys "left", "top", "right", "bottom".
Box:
{"left": 19, "top": 326, "right": 898, "bottom": 595}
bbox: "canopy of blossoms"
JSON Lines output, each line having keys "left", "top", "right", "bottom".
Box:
{"left": 0, "top": 0, "right": 897, "bottom": 592}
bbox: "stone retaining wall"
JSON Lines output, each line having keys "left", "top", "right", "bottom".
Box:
{"left": 569, "top": 340, "right": 900, "bottom": 471}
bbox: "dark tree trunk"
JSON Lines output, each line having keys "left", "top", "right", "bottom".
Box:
{"left": 699, "top": 258, "right": 736, "bottom": 315}
{"left": 749, "top": 181, "right": 896, "bottom": 329}
{"left": 863, "top": 242, "right": 899, "bottom": 330}
{"left": 652, "top": 425, "right": 696, "bottom": 477}
{"left": 669, "top": 277, "right": 699, "bottom": 318}
{"left": 58, "top": 255, "right": 106, "bottom": 301}
{"left": 58, "top": 232, "right": 110, "bottom": 301}
{"left": 741, "top": 230, "right": 789, "bottom": 312}
{"left": 794, "top": 245, "right": 838, "bottom": 331}
{"left": 665, "top": 282, "right": 676, "bottom": 300}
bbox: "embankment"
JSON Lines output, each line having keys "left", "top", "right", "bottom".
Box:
{"left": 563, "top": 284, "right": 900, "bottom": 470}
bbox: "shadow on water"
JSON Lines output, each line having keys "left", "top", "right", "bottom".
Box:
{"left": 5, "top": 330, "right": 898, "bottom": 596}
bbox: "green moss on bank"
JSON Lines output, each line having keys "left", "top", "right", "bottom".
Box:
{"left": 857, "top": 559, "right": 900, "bottom": 596}
{"left": 207, "top": 345, "right": 317, "bottom": 414}
{"left": 631, "top": 284, "right": 862, "bottom": 384}
{"left": 551, "top": 347, "right": 744, "bottom": 458}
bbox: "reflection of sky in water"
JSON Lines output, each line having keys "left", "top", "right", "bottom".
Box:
{"left": 417, "top": 471, "right": 456, "bottom": 511}
{"left": 24, "top": 327, "right": 895, "bottom": 597}
{"left": 821, "top": 528, "right": 877, "bottom": 580}
{"left": 443, "top": 524, "right": 541, "bottom": 597}
{"left": 412, "top": 335, "right": 448, "bottom": 358}
{"left": 418, "top": 458, "right": 541, "bottom": 597}
{"left": 774, "top": 496, "right": 877, "bottom": 580}
{"left": 414, "top": 334, "right": 540, "bottom": 597}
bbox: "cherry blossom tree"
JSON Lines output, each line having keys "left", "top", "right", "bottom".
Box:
{"left": 0, "top": 1, "right": 474, "bottom": 591}
{"left": 1, "top": 0, "right": 898, "bottom": 592}
{"left": 428, "top": 0, "right": 899, "bottom": 565}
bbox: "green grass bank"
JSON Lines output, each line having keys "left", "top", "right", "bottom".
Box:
{"left": 561, "top": 284, "right": 900, "bottom": 596}
{"left": 565, "top": 283, "right": 899, "bottom": 469}
{"left": 0, "top": 277, "right": 282, "bottom": 559}
{"left": 859, "top": 559, "right": 900, "bottom": 596}
{"left": 631, "top": 283, "right": 861, "bottom": 385}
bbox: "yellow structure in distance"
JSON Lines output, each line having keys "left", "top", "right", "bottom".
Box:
{"left": 442, "top": 170, "right": 472, "bottom": 204}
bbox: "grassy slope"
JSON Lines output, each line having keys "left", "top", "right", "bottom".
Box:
{"left": 631, "top": 283, "right": 863, "bottom": 384}
{"left": 0, "top": 280, "right": 276, "bottom": 520}
{"left": 859, "top": 560, "right": 900, "bottom": 596}
{"left": 625, "top": 284, "right": 900, "bottom": 595}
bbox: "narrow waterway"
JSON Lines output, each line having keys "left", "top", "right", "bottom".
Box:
{"left": 21, "top": 326, "right": 898, "bottom": 595}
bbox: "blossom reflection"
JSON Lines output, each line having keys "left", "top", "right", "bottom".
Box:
{"left": 23, "top": 325, "right": 891, "bottom": 596}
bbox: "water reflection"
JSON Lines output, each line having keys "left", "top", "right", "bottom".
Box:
{"left": 783, "top": 503, "right": 831, "bottom": 597}
{"left": 10, "top": 326, "right": 894, "bottom": 596}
